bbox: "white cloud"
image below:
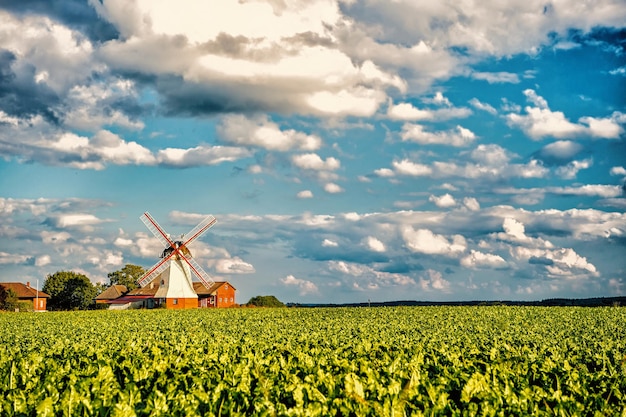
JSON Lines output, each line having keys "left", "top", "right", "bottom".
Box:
{"left": 471, "top": 71, "right": 520, "bottom": 84}
{"left": 215, "top": 258, "right": 256, "bottom": 274}
{"left": 292, "top": 153, "right": 340, "bottom": 171}
{"left": 507, "top": 90, "right": 624, "bottom": 140}
{"left": 555, "top": 159, "right": 592, "bottom": 179}
{"left": 468, "top": 98, "right": 497, "bottom": 115}
{"left": 401, "top": 124, "right": 476, "bottom": 147}
{"left": 392, "top": 159, "right": 432, "bottom": 176}
{"left": 218, "top": 115, "right": 322, "bottom": 151}
{"left": 322, "top": 239, "right": 338, "bottom": 247}
{"left": 429, "top": 193, "right": 457, "bottom": 208}
{"left": 374, "top": 168, "right": 395, "bottom": 177}
{"left": 35, "top": 255, "right": 51, "bottom": 267}
{"left": 157, "top": 145, "right": 251, "bottom": 168}
{"left": 460, "top": 250, "right": 508, "bottom": 269}
{"left": 463, "top": 197, "right": 481, "bottom": 211}
{"left": 324, "top": 183, "right": 344, "bottom": 194}
{"left": 328, "top": 261, "right": 415, "bottom": 288}
{"left": 402, "top": 227, "right": 466, "bottom": 256}
{"left": 386, "top": 101, "right": 432, "bottom": 121}
{"left": 280, "top": 274, "right": 319, "bottom": 295}
{"left": 297, "top": 190, "right": 314, "bottom": 199}
{"left": 419, "top": 269, "right": 451, "bottom": 292}
{"left": 363, "top": 236, "right": 386, "bottom": 252}
{"left": 610, "top": 166, "right": 626, "bottom": 176}
{"left": 538, "top": 140, "right": 583, "bottom": 160}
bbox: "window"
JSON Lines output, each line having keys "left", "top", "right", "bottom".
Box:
{"left": 230, "top": 297, "right": 233, "bottom": 303}
{"left": 225, "top": 284, "right": 228, "bottom": 289}
{"left": 219, "top": 297, "right": 222, "bottom": 302}
{"left": 173, "top": 299, "right": 178, "bottom": 305}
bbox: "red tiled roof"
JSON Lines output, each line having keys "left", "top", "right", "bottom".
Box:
{"left": 109, "top": 294, "right": 155, "bottom": 304}
{"left": 95, "top": 285, "right": 128, "bottom": 300}
{"left": 194, "top": 281, "right": 235, "bottom": 295}
{"left": 127, "top": 283, "right": 160, "bottom": 296}
{"left": 0, "top": 282, "right": 50, "bottom": 299}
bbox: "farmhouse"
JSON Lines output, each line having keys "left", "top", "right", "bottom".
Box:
{"left": 104, "top": 281, "right": 236, "bottom": 310}
{"left": 0, "top": 282, "right": 50, "bottom": 311}
{"left": 94, "top": 284, "right": 128, "bottom": 304}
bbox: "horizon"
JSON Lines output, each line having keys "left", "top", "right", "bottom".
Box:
{"left": 0, "top": 0, "right": 625, "bottom": 305}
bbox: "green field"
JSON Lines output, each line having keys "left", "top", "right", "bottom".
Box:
{"left": 1, "top": 307, "right": 625, "bottom": 416}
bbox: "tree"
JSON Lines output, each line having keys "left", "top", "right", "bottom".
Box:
{"left": 107, "top": 264, "right": 145, "bottom": 291}
{"left": 43, "top": 271, "right": 97, "bottom": 310}
{"left": 0, "top": 287, "right": 18, "bottom": 311}
{"left": 246, "top": 295, "right": 285, "bottom": 307}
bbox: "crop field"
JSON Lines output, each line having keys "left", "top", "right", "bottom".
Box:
{"left": 1, "top": 306, "right": 625, "bottom": 416}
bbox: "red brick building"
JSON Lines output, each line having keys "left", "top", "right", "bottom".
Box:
{"left": 94, "top": 285, "right": 128, "bottom": 304}
{"left": 194, "top": 281, "right": 236, "bottom": 308}
{"left": 104, "top": 281, "right": 236, "bottom": 309}
{"left": 0, "top": 282, "right": 50, "bottom": 311}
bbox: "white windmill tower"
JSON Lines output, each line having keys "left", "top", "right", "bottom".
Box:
{"left": 137, "top": 212, "right": 216, "bottom": 309}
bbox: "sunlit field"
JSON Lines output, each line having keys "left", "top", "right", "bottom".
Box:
{"left": 1, "top": 307, "right": 625, "bottom": 416}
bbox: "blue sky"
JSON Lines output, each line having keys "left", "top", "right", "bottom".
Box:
{"left": 0, "top": 0, "right": 625, "bottom": 304}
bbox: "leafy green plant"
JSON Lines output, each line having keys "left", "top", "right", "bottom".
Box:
{"left": 0, "top": 307, "right": 624, "bottom": 416}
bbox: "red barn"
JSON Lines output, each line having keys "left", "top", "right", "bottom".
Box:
{"left": 0, "top": 282, "right": 50, "bottom": 311}
{"left": 105, "top": 281, "right": 236, "bottom": 309}
{"left": 194, "top": 281, "right": 236, "bottom": 308}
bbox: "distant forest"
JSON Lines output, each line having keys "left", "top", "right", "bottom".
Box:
{"left": 289, "top": 296, "right": 626, "bottom": 308}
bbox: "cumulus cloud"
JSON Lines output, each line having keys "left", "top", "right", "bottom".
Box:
{"left": 391, "top": 159, "right": 432, "bottom": 176}
{"left": 469, "top": 98, "right": 497, "bottom": 115}
{"left": 555, "top": 159, "right": 592, "bottom": 179}
{"left": 463, "top": 197, "right": 481, "bottom": 211}
{"left": 324, "top": 183, "right": 344, "bottom": 194}
{"left": 507, "top": 90, "right": 625, "bottom": 140}
{"left": 217, "top": 114, "right": 322, "bottom": 151}
{"left": 402, "top": 227, "right": 466, "bottom": 256}
{"left": 401, "top": 124, "right": 476, "bottom": 147}
{"left": 280, "top": 274, "right": 319, "bottom": 295}
{"left": 363, "top": 236, "right": 386, "bottom": 252}
{"left": 419, "top": 269, "right": 451, "bottom": 292}
{"left": 292, "top": 153, "right": 340, "bottom": 171}
{"left": 610, "top": 166, "right": 626, "bottom": 176}
{"left": 460, "top": 250, "right": 508, "bottom": 269}
{"left": 156, "top": 145, "right": 252, "bottom": 168}
{"left": 429, "top": 193, "right": 457, "bottom": 208}
{"left": 297, "top": 190, "right": 314, "bottom": 199}
{"left": 214, "top": 258, "right": 256, "bottom": 274}
{"left": 386, "top": 100, "right": 471, "bottom": 121}
{"left": 328, "top": 261, "right": 415, "bottom": 288}
{"left": 536, "top": 140, "right": 583, "bottom": 162}
{"left": 471, "top": 71, "right": 520, "bottom": 84}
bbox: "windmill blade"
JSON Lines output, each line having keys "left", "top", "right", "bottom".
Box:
{"left": 180, "top": 254, "right": 215, "bottom": 289}
{"left": 137, "top": 255, "right": 172, "bottom": 287}
{"left": 183, "top": 215, "right": 217, "bottom": 246}
{"left": 141, "top": 212, "right": 174, "bottom": 248}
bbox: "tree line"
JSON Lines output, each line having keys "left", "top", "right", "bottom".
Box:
{"left": 2, "top": 263, "right": 285, "bottom": 311}
{"left": 40, "top": 264, "right": 146, "bottom": 311}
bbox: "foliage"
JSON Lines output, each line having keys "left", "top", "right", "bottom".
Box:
{"left": 0, "top": 307, "right": 625, "bottom": 416}
{"left": 107, "top": 264, "right": 145, "bottom": 291}
{"left": 43, "top": 271, "right": 97, "bottom": 311}
{"left": 16, "top": 301, "right": 33, "bottom": 312}
{"left": 0, "top": 287, "right": 18, "bottom": 311}
{"left": 246, "top": 295, "right": 285, "bottom": 307}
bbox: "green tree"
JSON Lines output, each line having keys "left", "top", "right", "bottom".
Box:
{"left": 107, "top": 264, "right": 145, "bottom": 291}
{"left": 0, "top": 287, "right": 18, "bottom": 311}
{"left": 246, "top": 295, "right": 285, "bottom": 307}
{"left": 43, "top": 271, "right": 97, "bottom": 310}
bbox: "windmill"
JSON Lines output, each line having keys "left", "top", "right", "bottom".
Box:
{"left": 136, "top": 211, "right": 217, "bottom": 309}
